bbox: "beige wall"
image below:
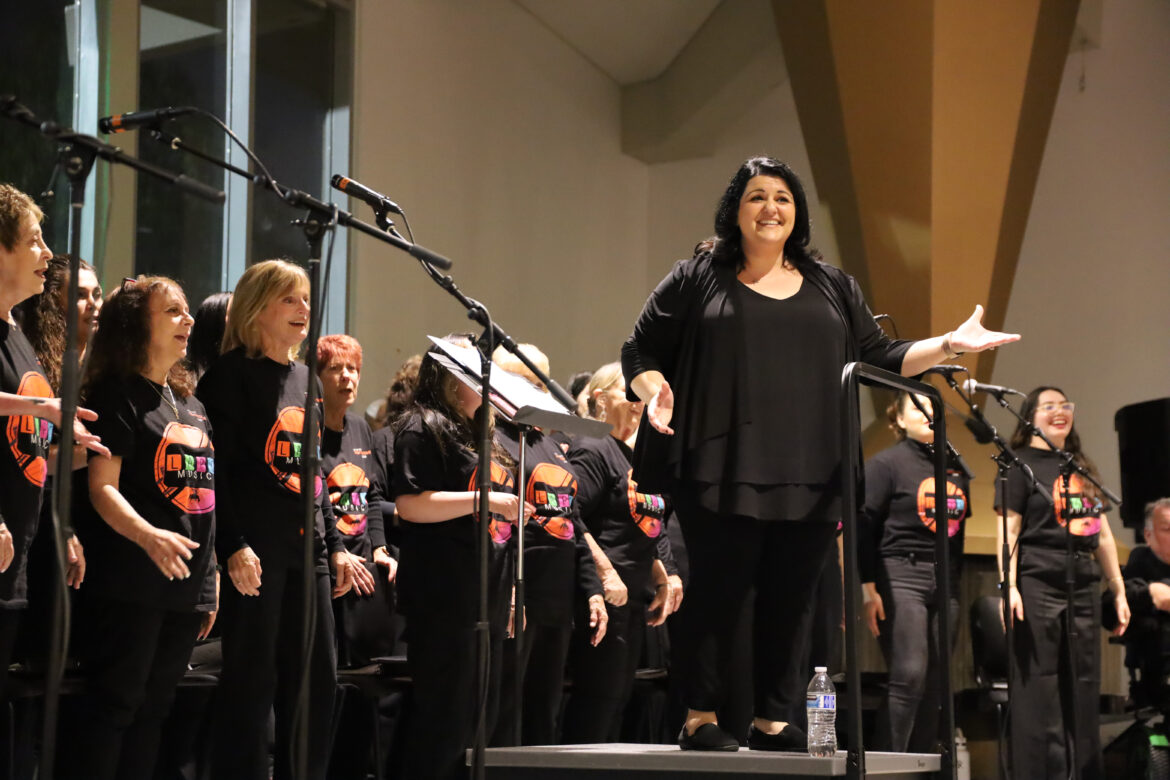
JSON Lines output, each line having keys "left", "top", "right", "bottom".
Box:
{"left": 350, "top": 0, "right": 1169, "bottom": 514}
{"left": 987, "top": 0, "right": 1170, "bottom": 545}
{"left": 350, "top": 0, "right": 649, "bottom": 407}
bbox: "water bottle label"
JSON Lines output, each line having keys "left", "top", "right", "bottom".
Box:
{"left": 806, "top": 694, "right": 836, "bottom": 710}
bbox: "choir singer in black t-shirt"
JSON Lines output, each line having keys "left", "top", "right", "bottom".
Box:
{"left": 860, "top": 391, "right": 970, "bottom": 753}
{"left": 73, "top": 276, "right": 217, "bottom": 780}
{"left": 390, "top": 337, "right": 535, "bottom": 780}
{"left": 197, "top": 259, "right": 368, "bottom": 780}
{"left": 622, "top": 156, "right": 1019, "bottom": 751}
{"left": 0, "top": 184, "right": 107, "bottom": 701}
{"left": 996, "top": 386, "right": 1128, "bottom": 780}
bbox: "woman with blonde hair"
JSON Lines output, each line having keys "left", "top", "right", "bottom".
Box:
{"left": 197, "top": 258, "right": 365, "bottom": 780}
{"left": 562, "top": 362, "right": 682, "bottom": 743}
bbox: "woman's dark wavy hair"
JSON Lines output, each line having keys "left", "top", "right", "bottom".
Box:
{"left": 391, "top": 335, "right": 513, "bottom": 468}
{"left": 186, "top": 291, "right": 231, "bottom": 379}
{"left": 13, "top": 255, "right": 97, "bottom": 393}
{"left": 1009, "top": 385, "right": 1101, "bottom": 499}
{"left": 378, "top": 353, "right": 423, "bottom": 428}
{"left": 696, "top": 156, "right": 821, "bottom": 271}
{"left": 84, "top": 276, "right": 195, "bottom": 398}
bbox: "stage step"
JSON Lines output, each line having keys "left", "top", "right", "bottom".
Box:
{"left": 479, "top": 744, "right": 940, "bottom": 779}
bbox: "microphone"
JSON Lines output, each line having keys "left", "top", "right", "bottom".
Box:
{"left": 98, "top": 106, "right": 197, "bottom": 134}
{"left": 921, "top": 364, "right": 967, "bottom": 379}
{"left": 963, "top": 378, "right": 1025, "bottom": 399}
{"left": 330, "top": 174, "right": 403, "bottom": 216}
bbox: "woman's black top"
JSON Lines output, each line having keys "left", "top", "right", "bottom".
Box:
{"left": 860, "top": 438, "right": 970, "bottom": 583}
{"left": 195, "top": 347, "right": 343, "bottom": 569}
{"left": 496, "top": 421, "right": 601, "bottom": 627}
{"left": 321, "top": 411, "right": 386, "bottom": 558}
{"left": 621, "top": 253, "right": 912, "bottom": 520}
{"left": 81, "top": 375, "right": 217, "bottom": 611}
{"left": 996, "top": 446, "right": 1105, "bottom": 574}
{"left": 0, "top": 321, "right": 52, "bottom": 608}
{"left": 567, "top": 433, "right": 671, "bottom": 603}
{"left": 392, "top": 414, "right": 514, "bottom": 631}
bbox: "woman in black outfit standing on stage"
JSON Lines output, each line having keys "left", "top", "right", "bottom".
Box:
{"left": 0, "top": 184, "right": 107, "bottom": 699}
{"left": 391, "top": 338, "right": 533, "bottom": 780}
{"left": 75, "top": 276, "right": 218, "bottom": 780}
{"left": 562, "top": 361, "right": 681, "bottom": 744}
{"left": 860, "top": 391, "right": 969, "bottom": 753}
{"left": 998, "top": 386, "right": 1128, "bottom": 780}
{"left": 622, "top": 156, "right": 1018, "bottom": 751}
{"left": 197, "top": 259, "right": 364, "bottom": 780}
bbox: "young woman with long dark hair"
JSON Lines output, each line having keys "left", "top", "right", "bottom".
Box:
{"left": 998, "top": 385, "right": 1129, "bottom": 780}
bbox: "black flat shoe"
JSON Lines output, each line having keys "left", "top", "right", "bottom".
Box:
{"left": 678, "top": 723, "right": 740, "bottom": 752}
{"left": 746, "top": 723, "right": 807, "bottom": 752}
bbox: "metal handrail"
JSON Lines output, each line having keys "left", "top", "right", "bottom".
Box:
{"left": 840, "top": 362, "right": 956, "bottom": 780}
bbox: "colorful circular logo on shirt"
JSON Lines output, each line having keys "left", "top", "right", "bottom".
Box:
{"left": 527, "top": 462, "right": 576, "bottom": 541}
{"left": 915, "top": 477, "right": 967, "bottom": 537}
{"left": 264, "top": 406, "right": 321, "bottom": 497}
{"left": 626, "top": 469, "right": 665, "bottom": 538}
{"left": 153, "top": 421, "right": 215, "bottom": 514}
{"left": 5, "top": 371, "right": 53, "bottom": 488}
{"left": 1051, "top": 473, "right": 1102, "bottom": 537}
{"left": 468, "top": 461, "right": 516, "bottom": 544}
{"left": 328, "top": 461, "right": 370, "bottom": 536}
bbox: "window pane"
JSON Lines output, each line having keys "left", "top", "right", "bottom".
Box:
{"left": 0, "top": 1, "right": 76, "bottom": 251}
{"left": 251, "top": 0, "right": 336, "bottom": 267}
{"left": 134, "top": 0, "right": 228, "bottom": 307}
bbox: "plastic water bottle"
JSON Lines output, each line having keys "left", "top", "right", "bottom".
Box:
{"left": 806, "top": 666, "right": 837, "bottom": 757}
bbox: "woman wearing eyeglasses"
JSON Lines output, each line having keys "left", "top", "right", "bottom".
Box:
{"left": 997, "top": 386, "right": 1129, "bottom": 780}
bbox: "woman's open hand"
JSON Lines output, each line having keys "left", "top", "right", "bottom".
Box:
{"left": 647, "top": 380, "right": 675, "bottom": 435}
{"left": 949, "top": 305, "right": 1021, "bottom": 354}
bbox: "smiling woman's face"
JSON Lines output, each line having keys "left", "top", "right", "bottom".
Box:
{"left": 256, "top": 283, "right": 310, "bottom": 355}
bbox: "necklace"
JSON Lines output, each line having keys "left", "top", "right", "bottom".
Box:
{"left": 145, "top": 376, "right": 180, "bottom": 419}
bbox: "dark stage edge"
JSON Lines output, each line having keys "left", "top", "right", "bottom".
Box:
{"left": 476, "top": 744, "right": 941, "bottom": 779}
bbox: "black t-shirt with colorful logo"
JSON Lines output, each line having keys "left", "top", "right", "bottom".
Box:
{"left": 321, "top": 412, "right": 386, "bottom": 558}
{"left": 496, "top": 421, "right": 601, "bottom": 626}
{"left": 860, "top": 439, "right": 969, "bottom": 583}
{"left": 195, "top": 348, "right": 343, "bottom": 567}
{"left": 391, "top": 414, "right": 515, "bottom": 631}
{"left": 81, "top": 376, "right": 217, "bottom": 611}
{"left": 0, "top": 321, "right": 53, "bottom": 608}
{"left": 567, "top": 433, "right": 669, "bottom": 603}
{"left": 996, "top": 445, "right": 1105, "bottom": 559}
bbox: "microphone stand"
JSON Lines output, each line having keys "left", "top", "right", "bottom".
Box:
{"left": 2, "top": 95, "right": 224, "bottom": 780}
{"left": 992, "top": 399, "right": 1121, "bottom": 780}
{"left": 941, "top": 376, "right": 1051, "bottom": 780}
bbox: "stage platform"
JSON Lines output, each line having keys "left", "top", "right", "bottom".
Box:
{"left": 478, "top": 744, "right": 941, "bottom": 779}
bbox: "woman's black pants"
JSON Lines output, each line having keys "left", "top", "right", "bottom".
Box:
{"left": 673, "top": 500, "right": 837, "bottom": 722}
{"left": 873, "top": 554, "right": 958, "bottom": 753}
{"left": 1010, "top": 548, "right": 1103, "bottom": 780}
{"left": 562, "top": 599, "right": 646, "bottom": 743}
{"left": 212, "top": 558, "right": 338, "bottom": 780}
{"left": 71, "top": 597, "right": 202, "bottom": 780}
{"left": 493, "top": 622, "right": 572, "bottom": 746}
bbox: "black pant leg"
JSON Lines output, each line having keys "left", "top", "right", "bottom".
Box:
{"left": 0, "top": 609, "right": 20, "bottom": 701}
{"left": 874, "top": 558, "right": 932, "bottom": 752}
{"left": 753, "top": 521, "right": 836, "bottom": 720}
{"left": 672, "top": 503, "right": 758, "bottom": 713}
{"left": 403, "top": 616, "right": 478, "bottom": 780}
{"left": 519, "top": 624, "right": 571, "bottom": 746}
{"left": 1011, "top": 573, "right": 1067, "bottom": 779}
{"left": 117, "top": 609, "right": 203, "bottom": 780}
{"left": 562, "top": 602, "right": 640, "bottom": 743}
{"left": 212, "top": 558, "right": 289, "bottom": 780}
{"left": 271, "top": 567, "right": 338, "bottom": 780}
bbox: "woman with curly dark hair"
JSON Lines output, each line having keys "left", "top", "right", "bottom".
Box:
{"left": 997, "top": 385, "right": 1128, "bottom": 780}
{"left": 13, "top": 254, "right": 102, "bottom": 393}
{"left": 622, "top": 156, "right": 1018, "bottom": 751}
{"left": 71, "top": 275, "right": 218, "bottom": 780}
